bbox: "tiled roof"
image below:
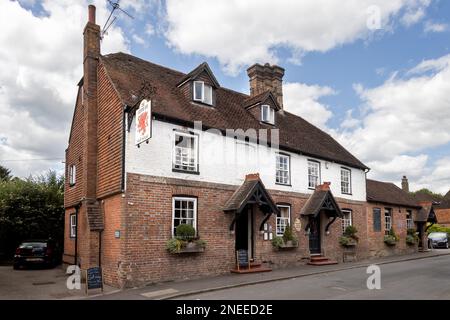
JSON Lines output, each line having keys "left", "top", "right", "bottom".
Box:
{"left": 366, "top": 179, "right": 421, "bottom": 208}
{"left": 300, "top": 186, "right": 343, "bottom": 218}
{"left": 412, "top": 190, "right": 443, "bottom": 204}
{"left": 436, "top": 190, "right": 450, "bottom": 209}
{"left": 100, "top": 52, "right": 368, "bottom": 170}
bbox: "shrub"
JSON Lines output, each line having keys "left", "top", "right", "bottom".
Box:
{"left": 175, "top": 224, "right": 195, "bottom": 240}
{"left": 406, "top": 235, "right": 418, "bottom": 245}
{"left": 195, "top": 239, "right": 207, "bottom": 248}
{"left": 282, "top": 224, "right": 298, "bottom": 245}
{"left": 271, "top": 236, "right": 284, "bottom": 249}
{"left": 166, "top": 238, "right": 183, "bottom": 253}
{"left": 388, "top": 228, "right": 399, "bottom": 241}
{"left": 343, "top": 225, "right": 359, "bottom": 240}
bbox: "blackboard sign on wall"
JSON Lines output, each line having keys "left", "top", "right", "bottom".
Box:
{"left": 85, "top": 267, "right": 103, "bottom": 295}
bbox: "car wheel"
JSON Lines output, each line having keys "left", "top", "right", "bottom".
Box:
{"left": 13, "top": 263, "right": 20, "bottom": 270}
{"left": 446, "top": 242, "right": 449, "bottom": 249}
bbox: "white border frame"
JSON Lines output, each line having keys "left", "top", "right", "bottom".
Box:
{"left": 275, "top": 204, "right": 291, "bottom": 237}
{"left": 172, "top": 131, "right": 199, "bottom": 172}
{"left": 193, "top": 81, "right": 204, "bottom": 102}
{"left": 172, "top": 196, "right": 198, "bottom": 237}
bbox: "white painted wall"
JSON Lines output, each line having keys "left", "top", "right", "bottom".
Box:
{"left": 125, "top": 119, "right": 367, "bottom": 201}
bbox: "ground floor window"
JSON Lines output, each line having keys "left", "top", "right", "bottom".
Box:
{"left": 341, "top": 209, "right": 352, "bottom": 234}
{"left": 70, "top": 213, "right": 76, "bottom": 238}
{"left": 384, "top": 208, "right": 392, "bottom": 235}
{"left": 276, "top": 205, "right": 291, "bottom": 236}
{"left": 172, "top": 197, "right": 197, "bottom": 236}
{"left": 406, "top": 210, "right": 413, "bottom": 229}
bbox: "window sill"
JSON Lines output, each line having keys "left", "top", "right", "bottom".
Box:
{"left": 308, "top": 187, "right": 316, "bottom": 190}
{"left": 172, "top": 168, "right": 200, "bottom": 175}
{"left": 69, "top": 184, "right": 76, "bottom": 188}
{"left": 191, "top": 100, "right": 214, "bottom": 107}
{"left": 342, "top": 192, "right": 353, "bottom": 196}
{"left": 275, "top": 183, "right": 292, "bottom": 187}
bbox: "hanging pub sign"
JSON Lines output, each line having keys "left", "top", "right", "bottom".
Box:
{"left": 135, "top": 99, "right": 152, "bottom": 146}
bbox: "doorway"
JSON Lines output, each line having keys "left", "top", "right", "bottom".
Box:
{"left": 235, "top": 205, "right": 254, "bottom": 259}
{"left": 309, "top": 215, "right": 321, "bottom": 254}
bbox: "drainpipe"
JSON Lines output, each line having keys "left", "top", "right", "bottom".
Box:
{"left": 98, "top": 230, "right": 102, "bottom": 267}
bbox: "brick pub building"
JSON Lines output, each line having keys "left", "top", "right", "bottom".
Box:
{"left": 64, "top": 6, "right": 434, "bottom": 288}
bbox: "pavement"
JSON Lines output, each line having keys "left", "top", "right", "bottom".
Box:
{"left": 0, "top": 249, "right": 448, "bottom": 300}
{"left": 90, "top": 249, "right": 450, "bottom": 300}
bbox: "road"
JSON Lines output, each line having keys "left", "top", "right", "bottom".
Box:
{"left": 176, "top": 254, "right": 450, "bottom": 300}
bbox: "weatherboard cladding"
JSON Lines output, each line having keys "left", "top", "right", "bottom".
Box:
{"left": 100, "top": 52, "right": 368, "bottom": 170}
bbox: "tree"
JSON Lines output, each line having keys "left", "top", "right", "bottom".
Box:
{"left": 0, "top": 171, "right": 64, "bottom": 261}
{"left": 411, "top": 188, "right": 443, "bottom": 201}
{"left": 0, "top": 165, "right": 11, "bottom": 182}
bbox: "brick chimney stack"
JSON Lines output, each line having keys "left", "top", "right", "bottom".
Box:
{"left": 401, "top": 176, "right": 409, "bottom": 192}
{"left": 83, "top": 4, "right": 100, "bottom": 199}
{"left": 247, "top": 63, "right": 285, "bottom": 108}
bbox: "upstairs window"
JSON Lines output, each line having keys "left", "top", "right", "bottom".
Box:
{"left": 275, "top": 154, "right": 290, "bottom": 185}
{"left": 69, "top": 165, "right": 76, "bottom": 186}
{"left": 308, "top": 160, "right": 320, "bottom": 189}
{"left": 261, "top": 105, "right": 275, "bottom": 124}
{"left": 70, "top": 213, "right": 76, "bottom": 238}
{"left": 384, "top": 208, "right": 392, "bottom": 235}
{"left": 173, "top": 131, "right": 199, "bottom": 173}
{"left": 340, "top": 168, "right": 352, "bottom": 194}
{"left": 276, "top": 205, "right": 291, "bottom": 236}
{"left": 193, "top": 81, "right": 213, "bottom": 105}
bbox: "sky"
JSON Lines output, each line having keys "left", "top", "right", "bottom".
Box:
{"left": 0, "top": 0, "right": 449, "bottom": 194}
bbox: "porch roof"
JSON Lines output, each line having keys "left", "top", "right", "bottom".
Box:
{"left": 223, "top": 174, "right": 279, "bottom": 215}
{"left": 300, "top": 183, "right": 343, "bottom": 218}
{"left": 415, "top": 204, "right": 438, "bottom": 223}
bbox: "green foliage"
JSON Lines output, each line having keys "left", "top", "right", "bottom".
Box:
{"left": 406, "top": 235, "right": 418, "bottom": 245}
{"left": 343, "top": 225, "right": 359, "bottom": 240}
{"left": 175, "top": 224, "right": 196, "bottom": 240}
{"left": 407, "top": 228, "right": 416, "bottom": 236}
{"left": 195, "top": 239, "right": 207, "bottom": 248}
{"left": 427, "top": 224, "right": 450, "bottom": 237}
{"left": 388, "top": 228, "right": 399, "bottom": 241}
{"left": 0, "top": 166, "right": 12, "bottom": 182}
{"left": 0, "top": 171, "right": 64, "bottom": 260}
{"left": 410, "top": 189, "right": 443, "bottom": 201}
{"left": 166, "top": 238, "right": 183, "bottom": 253}
{"left": 271, "top": 236, "right": 284, "bottom": 249}
{"left": 282, "top": 224, "right": 297, "bottom": 244}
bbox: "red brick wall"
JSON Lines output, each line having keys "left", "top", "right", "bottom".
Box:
{"left": 435, "top": 208, "right": 450, "bottom": 227}
{"left": 97, "top": 63, "right": 123, "bottom": 198}
{"left": 109, "top": 173, "right": 368, "bottom": 287}
{"left": 65, "top": 86, "right": 84, "bottom": 208}
{"left": 366, "top": 202, "right": 418, "bottom": 257}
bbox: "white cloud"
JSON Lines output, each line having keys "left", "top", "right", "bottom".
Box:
{"left": 401, "top": 7, "right": 425, "bottom": 26}
{"left": 424, "top": 21, "right": 449, "bottom": 33}
{"left": 0, "top": 0, "right": 129, "bottom": 177}
{"left": 132, "top": 33, "right": 146, "bottom": 45}
{"left": 283, "top": 83, "right": 336, "bottom": 130}
{"left": 334, "top": 54, "right": 450, "bottom": 193}
{"left": 145, "top": 23, "right": 155, "bottom": 36}
{"left": 164, "top": 0, "right": 432, "bottom": 74}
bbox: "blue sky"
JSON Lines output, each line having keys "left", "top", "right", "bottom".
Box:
{"left": 1, "top": 0, "right": 450, "bottom": 193}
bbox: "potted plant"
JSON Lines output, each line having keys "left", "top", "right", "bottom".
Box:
{"left": 272, "top": 225, "right": 298, "bottom": 249}
{"left": 406, "top": 228, "right": 419, "bottom": 245}
{"left": 166, "top": 224, "right": 206, "bottom": 254}
{"left": 384, "top": 228, "right": 399, "bottom": 246}
{"left": 339, "top": 225, "right": 359, "bottom": 247}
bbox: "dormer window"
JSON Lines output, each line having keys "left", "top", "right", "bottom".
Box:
{"left": 261, "top": 104, "right": 275, "bottom": 124}
{"left": 193, "top": 81, "right": 213, "bottom": 105}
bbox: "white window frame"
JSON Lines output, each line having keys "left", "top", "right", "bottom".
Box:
{"left": 406, "top": 210, "right": 414, "bottom": 229}
{"left": 193, "top": 81, "right": 213, "bottom": 105}
{"left": 341, "top": 209, "right": 352, "bottom": 234}
{"left": 340, "top": 167, "right": 352, "bottom": 194}
{"left": 172, "top": 197, "right": 197, "bottom": 237}
{"left": 384, "top": 208, "right": 392, "bottom": 234}
{"left": 70, "top": 213, "right": 76, "bottom": 238}
{"left": 69, "top": 164, "right": 76, "bottom": 186}
{"left": 172, "top": 131, "right": 199, "bottom": 172}
{"left": 308, "top": 160, "right": 320, "bottom": 189}
{"left": 261, "top": 104, "right": 275, "bottom": 124}
{"left": 276, "top": 205, "right": 291, "bottom": 237}
{"left": 275, "top": 154, "right": 290, "bottom": 185}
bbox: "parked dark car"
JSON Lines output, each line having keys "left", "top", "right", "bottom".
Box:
{"left": 428, "top": 232, "right": 449, "bottom": 249}
{"left": 13, "top": 240, "right": 60, "bottom": 269}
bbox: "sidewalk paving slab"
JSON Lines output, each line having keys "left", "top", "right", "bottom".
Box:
{"left": 88, "top": 249, "right": 450, "bottom": 300}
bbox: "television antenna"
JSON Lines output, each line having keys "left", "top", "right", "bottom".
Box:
{"left": 101, "top": 0, "right": 134, "bottom": 39}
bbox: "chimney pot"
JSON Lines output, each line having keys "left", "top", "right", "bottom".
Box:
{"left": 88, "top": 5, "right": 96, "bottom": 24}
{"left": 401, "top": 176, "right": 409, "bottom": 192}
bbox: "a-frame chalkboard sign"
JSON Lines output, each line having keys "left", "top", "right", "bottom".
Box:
{"left": 85, "top": 266, "right": 104, "bottom": 295}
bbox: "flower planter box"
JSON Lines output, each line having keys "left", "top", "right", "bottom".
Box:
{"left": 384, "top": 240, "right": 397, "bottom": 246}
{"left": 343, "top": 240, "right": 357, "bottom": 247}
{"left": 176, "top": 245, "right": 205, "bottom": 254}
{"left": 277, "top": 241, "right": 298, "bottom": 250}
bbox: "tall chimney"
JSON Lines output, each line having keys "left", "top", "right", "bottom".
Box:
{"left": 83, "top": 5, "right": 100, "bottom": 199}
{"left": 247, "top": 63, "right": 285, "bottom": 108}
{"left": 401, "top": 176, "right": 409, "bottom": 192}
